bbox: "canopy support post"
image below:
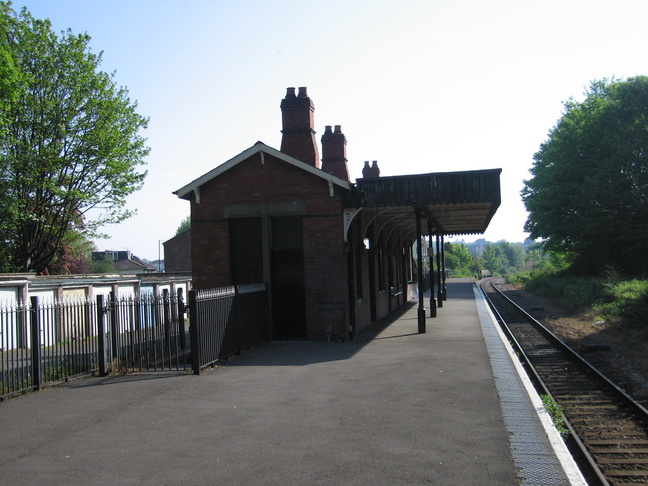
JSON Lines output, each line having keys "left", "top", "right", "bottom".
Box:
{"left": 415, "top": 208, "right": 426, "bottom": 333}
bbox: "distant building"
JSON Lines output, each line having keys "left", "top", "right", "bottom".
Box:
{"left": 163, "top": 229, "right": 191, "bottom": 273}
{"left": 92, "top": 250, "right": 157, "bottom": 274}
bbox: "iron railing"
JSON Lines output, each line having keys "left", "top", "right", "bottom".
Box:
{"left": 1, "top": 296, "right": 102, "bottom": 398}
{"left": 104, "top": 289, "right": 190, "bottom": 374}
{"left": 1, "top": 283, "right": 271, "bottom": 398}
{"left": 0, "top": 301, "right": 33, "bottom": 397}
{"left": 1, "top": 290, "right": 188, "bottom": 399}
{"left": 189, "top": 283, "right": 270, "bottom": 374}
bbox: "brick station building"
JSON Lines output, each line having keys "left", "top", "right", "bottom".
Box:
{"left": 174, "top": 87, "right": 501, "bottom": 341}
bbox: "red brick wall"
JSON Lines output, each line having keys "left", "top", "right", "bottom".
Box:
{"left": 163, "top": 230, "right": 191, "bottom": 273}
{"left": 303, "top": 215, "right": 348, "bottom": 340}
{"left": 190, "top": 151, "right": 349, "bottom": 340}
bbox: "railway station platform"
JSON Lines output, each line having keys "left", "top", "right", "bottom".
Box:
{"left": 0, "top": 279, "right": 586, "bottom": 485}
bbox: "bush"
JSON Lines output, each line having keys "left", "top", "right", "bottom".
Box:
{"left": 448, "top": 267, "right": 474, "bottom": 278}
{"left": 515, "top": 271, "right": 604, "bottom": 310}
{"left": 595, "top": 279, "right": 648, "bottom": 324}
{"left": 511, "top": 265, "right": 648, "bottom": 325}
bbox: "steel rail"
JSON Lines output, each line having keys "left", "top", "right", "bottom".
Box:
{"left": 478, "top": 278, "right": 608, "bottom": 486}
{"left": 479, "top": 278, "right": 648, "bottom": 486}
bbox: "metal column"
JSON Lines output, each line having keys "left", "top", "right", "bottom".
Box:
{"left": 415, "top": 208, "right": 425, "bottom": 333}
{"left": 436, "top": 234, "right": 443, "bottom": 308}
{"left": 441, "top": 235, "right": 447, "bottom": 301}
{"left": 427, "top": 222, "right": 436, "bottom": 317}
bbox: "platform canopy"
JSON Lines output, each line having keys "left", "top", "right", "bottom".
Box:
{"left": 353, "top": 168, "right": 501, "bottom": 237}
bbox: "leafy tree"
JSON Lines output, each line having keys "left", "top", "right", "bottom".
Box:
{"left": 174, "top": 215, "right": 190, "bottom": 236}
{"left": 444, "top": 242, "right": 475, "bottom": 277}
{"left": 0, "top": 3, "right": 149, "bottom": 273}
{"left": 522, "top": 77, "right": 648, "bottom": 276}
{"left": 496, "top": 240, "right": 525, "bottom": 272}
{"left": 46, "top": 223, "right": 95, "bottom": 274}
{"left": 480, "top": 242, "right": 505, "bottom": 276}
{"left": 89, "top": 255, "right": 116, "bottom": 274}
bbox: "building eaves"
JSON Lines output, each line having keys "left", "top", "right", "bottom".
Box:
{"left": 173, "top": 141, "right": 353, "bottom": 201}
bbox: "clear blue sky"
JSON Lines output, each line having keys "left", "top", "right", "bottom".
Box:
{"left": 10, "top": 0, "right": 648, "bottom": 259}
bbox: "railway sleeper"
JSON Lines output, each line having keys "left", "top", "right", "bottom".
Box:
{"left": 589, "top": 447, "right": 648, "bottom": 454}
{"left": 567, "top": 412, "right": 630, "bottom": 420}
{"left": 562, "top": 401, "right": 622, "bottom": 407}
{"left": 560, "top": 396, "right": 620, "bottom": 402}
{"left": 596, "top": 458, "right": 648, "bottom": 464}
{"left": 588, "top": 439, "right": 648, "bottom": 446}
{"left": 549, "top": 382, "right": 603, "bottom": 388}
{"left": 581, "top": 431, "right": 648, "bottom": 439}
{"left": 601, "top": 469, "right": 648, "bottom": 479}
{"left": 565, "top": 404, "right": 622, "bottom": 411}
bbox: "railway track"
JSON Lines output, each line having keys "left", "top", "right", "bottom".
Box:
{"left": 480, "top": 278, "right": 648, "bottom": 486}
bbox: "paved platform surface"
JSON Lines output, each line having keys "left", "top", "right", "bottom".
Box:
{"left": 0, "top": 279, "right": 585, "bottom": 485}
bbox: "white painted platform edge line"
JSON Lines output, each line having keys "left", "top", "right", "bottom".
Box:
{"left": 472, "top": 284, "right": 587, "bottom": 486}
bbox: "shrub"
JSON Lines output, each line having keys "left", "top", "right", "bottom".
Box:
{"left": 595, "top": 279, "right": 648, "bottom": 324}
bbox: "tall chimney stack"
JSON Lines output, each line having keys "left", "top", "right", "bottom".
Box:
{"left": 280, "top": 87, "right": 320, "bottom": 167}
{"left": 362, "top": 160, "right": 381, "bottom": 178}
{"left": 321, "top": 125, "right": 349, "bottom": 180}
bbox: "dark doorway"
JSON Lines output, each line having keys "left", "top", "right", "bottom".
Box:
{"left": 230, "top": 217, "right": 263, "bottom": 285}
{"left": 270, "top": 217, "right": 306, "bottom": 339}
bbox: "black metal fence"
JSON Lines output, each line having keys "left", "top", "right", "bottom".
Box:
{"left": 189, "top": 283, "right": 270, "bottom": 374}
{"left": 1, "top": 283, "right": 271, "bottom": 398}
{"left": 1, "top": 296, "right": 103, "bottom": 398}
{"left": 100, "top": 289, "right": 190, "bottom": 375}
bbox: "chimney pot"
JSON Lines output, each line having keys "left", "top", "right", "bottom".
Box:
{"left": 280, "top": 87, "right": 319, "bottom": 167}
{"left": 362, "top": 161, "right": 380, "bottom": 178}
{"left": 372, "top": 161, "right": 381, "bottom": 177}
{"left": 321, "top": 123, "right": 349, "bottom": 180}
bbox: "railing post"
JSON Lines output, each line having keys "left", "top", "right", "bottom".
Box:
{"left": 30, "top": 296, "right": 42, "bottom": 391}
{"left": 177, "top": 288, "right": 186, "bottom": 350}
{"left": 234, "top": 285, "right": 242, "bottom": 356}
{"left": 96, "top": 294, "right": 108, "bottom": 376}
{"left": 188, "top": 290, "right": 201, "bottom": 375}
{"left": 163, "top": 288, "right": 171, "bottom": 353}
{"left": 109, "top": 291, "right": 118, "bottom": 370}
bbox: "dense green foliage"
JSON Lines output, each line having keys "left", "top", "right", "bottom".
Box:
{"left": 524, "top": 272, "right": 603, "bottom": 310}
{"left": 442, "top": 239, "right": 542, "bottom": 278}
{"left": 509, "top": 263, "right": 648, "bottom": 326}
{"left": 443, "top": 242, "right": 475, "bottom": 277}
{"left": 0, "top": 3, "right": 149, "bottom": 273}
{"left": 174, "top": 216, "right": 190, "bottom": 236}
{"left": 595, "top": 277, "right": 648, "bottom": 324}
{"left": 522, "top": 77, "right": 648, "bottom": 277}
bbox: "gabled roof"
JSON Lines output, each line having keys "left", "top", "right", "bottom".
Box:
{"left": 173, "top": 141, "right": 352, "bottom": 200}
{"left": 114, "top": 256, "right": 156, "bottom": 273}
